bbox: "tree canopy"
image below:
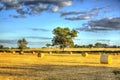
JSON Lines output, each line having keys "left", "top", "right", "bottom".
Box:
{"left": 95, "top": 42, "right": 108, "bottom": 48}
{"left": 45, "top": 43, "right": 51, "bottom": 48}
{"left": 52, "top": 27, "right": 78, "bottom": 50}
{"left": 0, "top": 45, "right": 4, "bottom": 49}
{"left": 17, "top": 38, "right": 28, "bottom": 49}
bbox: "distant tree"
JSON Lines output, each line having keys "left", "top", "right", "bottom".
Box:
{"left": 94, "top": 42, "right": 108, "bottom": 48}
{"left": 0, "top": 45, "right": 10, "bottom": 49}
{"left": 74, "top": 44, "right": 80, "bottom": 48}
{"left": 52, "top": 27, "right": 78, "bottom": 50}
{"left": 102, "top": 43, "right": 108, "bottom": 48}
{"left": 46, "top": 43, "right": 51, "bottom": 48}
{"left": 0, "top": 45, "right": 4, "bottom": 49}
{"left": 118, "top": 46, "right": 120, "bottom": 48}
{"left": 3, "top": 47, "right": 9, "bottom": 49}
{"left": 11, "top": 47, "right": 17, "bottom": 49}
{"left": 94, "top": 42, "right": 102, "bottom": 48}
{"left": 88, "top": 44, "right": 94, "bottom": 48}
{"left": 80, "top": 45, "right": 86, "bottom": 48}
{"left": 112, "top": 45, "right": 117, "bottom": 48}
{"left": 17, "top": 38, "right": 28, "bottom": 49}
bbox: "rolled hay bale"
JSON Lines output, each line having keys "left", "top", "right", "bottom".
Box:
{"left": 69, "top": 52, "right": 72, "bottom": 54}
{"left": 49, "top": 51, "right": 52, "bottom": 55}
{"left": 3, "top": 51, "right": 6, "bottom": 53}
{"left": 12, "top": 51, "right": 16, "bottom": 54}
{"left": 82, "top": 52, "right": 88, "bottom": 57}
{"left": 19, "top": 51, "right": 24, "bottom": 55}
{"left": 32, "top": 51, "right": 36, "bottom": 54}
{"left": 37, "top": 53, "right": 44, "bottom": 58}
{"left": 100, "top": 54, "right": 112, "bottom": 64}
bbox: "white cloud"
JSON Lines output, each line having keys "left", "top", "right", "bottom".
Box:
{"left": 51, "top": 6, "right": 59, "bottom": 12}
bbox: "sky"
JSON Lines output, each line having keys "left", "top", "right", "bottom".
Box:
{"left": 0, "top": 0, "right": 120, "bottom": 48}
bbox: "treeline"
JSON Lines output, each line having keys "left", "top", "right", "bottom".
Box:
{"left": 0, "top": 27, "right": 120, "bottom": 49}
{"left": 74, "top": 42, "right": 120, "bottom": 48}
{"left": 0, "top": 38, "right": 29, "bottom": 49}
{"left": 0, "top": 45, "right": 10, "bottom": 49}
{"left": 1, "top": 42, "right": 120, "bottom": 49}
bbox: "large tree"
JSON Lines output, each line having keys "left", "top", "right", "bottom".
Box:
{"left": 17, "top": 38, "right": 28, "bottom": 49}
{"left": 52, "top": 27, "right": 78, "bottom": 50}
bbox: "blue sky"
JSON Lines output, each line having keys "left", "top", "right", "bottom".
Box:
{"left": 0, "top": 0, "right": 120, "bottom": 48}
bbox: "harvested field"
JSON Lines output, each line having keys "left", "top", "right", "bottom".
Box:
{"left": 0, "top": 53, "right": 120, "bottom": 80}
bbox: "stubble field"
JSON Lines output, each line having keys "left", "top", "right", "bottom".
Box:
{"left": 0, "top": 52, "right": 120, "bottom": 80}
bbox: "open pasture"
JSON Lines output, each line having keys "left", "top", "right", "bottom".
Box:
{"left": 0, "top": 53, "right": 120, "bottom": 80}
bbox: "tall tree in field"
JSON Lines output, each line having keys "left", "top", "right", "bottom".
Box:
{"left": 17, "top": 38, "right": 28, "bottom": 49}
{"left": 52, "top": 27, "right": 78, "bottom": 50}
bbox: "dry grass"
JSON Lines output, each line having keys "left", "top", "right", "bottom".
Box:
{"left": 0, "top": 52, "right": 120, "bottom": 80}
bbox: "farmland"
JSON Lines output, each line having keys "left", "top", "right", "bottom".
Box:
{"left": 0, "top": 52, "right": 120, "bottom": 80}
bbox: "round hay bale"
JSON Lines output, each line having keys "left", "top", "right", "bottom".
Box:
{"left": 37, "top": 53, "right": 44, "bottom": 58}
{"left": 32, "top": 51, "right": 36, "bottom": 54}
{"left": 49, "top": 52, "right": 52, "bottom": 55}
{"left": 69, "top": 52, "right": 72, "bottom": 54}
{"left": 19, "top": 51, "right": 24, "bottom": 55}
{"left": 100, "top": 54, "right": 112, "bottom": 64}
{"left": 12, "top": 51, "right": 15, "bottom": 54}
{"left": 3, "top": 51, "right": 6, "bottom": 53}
{"left": 82, "top": 53, "right": 88, "bottom": 57}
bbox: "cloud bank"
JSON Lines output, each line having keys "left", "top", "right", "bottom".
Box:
{"left": 0, "top": 0, "right": 110, "bottom": 21}
{"left": 0, "top": 39, "right": 17, "bottom": 44}
{"left": 0, "top": 0, "right": 73, "bottom": 17}
{"left": 76, "top": 17, "right": 120, "bottom": 31}
{"left": 61, "top": 6, "right": 109, "bottom": 20}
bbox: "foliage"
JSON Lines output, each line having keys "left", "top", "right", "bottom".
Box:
{"left": 52, "top": 27, "right": 78, "bottom": 50}
{"left": 74, "top": 42, "right": 109, "bottom": 48}
{"left": 95, "top": 42, "right": 108, "bottom": 48}
{"left": 46, "top": 43, "right": 51, "bottom": 48}
{"left": 17, "top": 38, "right": 28, "bottom": 49}
{"left": 74, "top": 44, "right": 80, "bottom": 48}
{"left": 0, "top": 45, "right": 9, "bottom": 49}
{"left": 88, "top": 44, "right": 94, "bottom": 48}
{"left": 0, "top": 45, "right": 4, "bottom": 49}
